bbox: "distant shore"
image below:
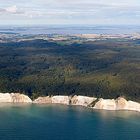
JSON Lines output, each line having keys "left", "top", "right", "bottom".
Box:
{"left": 0, "top": 93, "right": 139, "bottom": 113}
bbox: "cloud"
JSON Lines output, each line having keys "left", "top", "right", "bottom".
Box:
{"left": 0, "top": 0, "right": 140, "bottom": 25}
{"left": 0, "top": 5, "right": 19, "bottom": 14}
{"left": 5, "top": 5, "right": 17, "bottom": 13}
{"left": 0, "top": 5, "right": 25, "bottom": 15}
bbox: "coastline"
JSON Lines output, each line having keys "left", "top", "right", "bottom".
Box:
{"left": 0, "top": 93, "right": 140, "bottom": 113}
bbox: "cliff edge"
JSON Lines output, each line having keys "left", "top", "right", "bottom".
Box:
{"left": 0, "top": 93, "right": 32, "bottom": 103}
{"left": 0, "top": 93, "right": 139, "bottom": 112}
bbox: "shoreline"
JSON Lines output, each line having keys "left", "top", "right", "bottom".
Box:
{"left": 0, "top": 93, "right": 139, "bottom": 113}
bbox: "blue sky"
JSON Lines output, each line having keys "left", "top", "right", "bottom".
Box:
{"left": 0, "top": 0, "right": 140, "bottom": 25}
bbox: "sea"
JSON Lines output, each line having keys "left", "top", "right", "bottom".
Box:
{"left": 0, "top": 25, "right": 140, "bottom": 35}
{"left": 0, "top": 103, "right": 139, "bottom": 140}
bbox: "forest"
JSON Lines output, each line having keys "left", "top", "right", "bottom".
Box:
{"left": 0, "top": 37, "right": 140, "bottom": 101}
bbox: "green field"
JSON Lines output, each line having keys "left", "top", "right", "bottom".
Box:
{"left": 0, "top": 38, "right": 139, "bottom": 101}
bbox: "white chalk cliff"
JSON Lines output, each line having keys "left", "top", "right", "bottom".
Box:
{"left": 0, "top": 93, "right": 32, "bottom": 103}
{"left": 71, "top": 95, "right": 96, "bottom": 106}
{"left": 51, "top": 96, "right": 70, "bottom": 105}
{"left": 34, "top": 95, "right": 140, "bottom": 112}
{"left": 0, "top": 93, "right": 139, "bottom": 112}
{"left": 34, "top": 95, "right": 96, "bottom": 106}
{"left": 34, "top": 96, "right": 70, "bottom": 105}
{"left": 94, "top": 97, "right": 140, "bottom": 112}
{"left": 33, "top": 96, "right": 52, "bottom": 104}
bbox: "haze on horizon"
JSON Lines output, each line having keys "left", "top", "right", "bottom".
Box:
{"left": 0, "top": 0, "right": 140, "bottom": 25}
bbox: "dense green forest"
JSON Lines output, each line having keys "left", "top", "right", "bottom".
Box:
{"left": 0, "top": 38, "right": 140, "bottom": 101}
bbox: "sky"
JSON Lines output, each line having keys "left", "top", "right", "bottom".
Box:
{"left": 0, "top": 0, "right": 140, "bottom": 25}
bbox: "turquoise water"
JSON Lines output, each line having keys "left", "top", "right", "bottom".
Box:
{"left": 0, "top": 104, "right": 139, "bottom": 140}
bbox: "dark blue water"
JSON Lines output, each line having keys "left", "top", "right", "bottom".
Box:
{"left": 0, "top": 104, "right": 139, "bottom": 140}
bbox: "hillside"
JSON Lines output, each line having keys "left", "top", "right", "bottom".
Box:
{"left": 0, "top": 34, "right": 139, "bottom": 102}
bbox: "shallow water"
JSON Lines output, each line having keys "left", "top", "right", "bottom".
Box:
{"left": 0, "top": 103, "right": 139, "bottom": 140}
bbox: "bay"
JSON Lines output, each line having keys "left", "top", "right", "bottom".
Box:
{"left": 0, "top": 104, "right": 139, "bottom": 140}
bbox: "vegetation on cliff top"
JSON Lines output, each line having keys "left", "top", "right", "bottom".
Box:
{"left": 0, "top": 38, "right": 139, "bottom": 101}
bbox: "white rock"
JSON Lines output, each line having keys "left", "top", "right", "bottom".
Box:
{"left": 94, "top": 97, "right": 140, "bottom": 112}
{"left": 116, "top": 97, "right": 128, "bottom": 110}
{"left": 127, "top": 101, "right": 140, "bottom": 112}
{"left": 0, "top": 93, "right": 12, "bottom": 102}
{"left": 71, "top": 95, "right": 96, "bottom": 106}
{"left": 0, "top": 93, "right": 32, "bottom": 103}
{"left": 11, "top": 93, "right": 32, "bottom": 103}
{"left": 51, "top": 96, "right": 70, "bottom": 105}
{"left": 94, "top": 98, "right": 116, "bottom": 110}
{"left": 33, "top": 96, "right": 52, "bottom": 104}
{"left": 1, "top": 92, "right": 139, "bottom": 113}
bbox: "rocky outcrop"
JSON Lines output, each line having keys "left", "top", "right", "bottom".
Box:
{"left": 127, "top": 101, "right": 140, "bottom": 112}
{"left": 116, "top": 97, "right": 128, "bottom": 110}
{"left": 33, "top": 96, "right": 52, "bottom": 104}
{"left": 0, "top": 93, "right": 139, "bottom": 112}
{"left": 0, "top": 93, "right": 12, "bottom": 102}
{"left": 0, "top": 93, "right": 32, "bottom": 103}
{"left": 51, "top": 96, "right": 70, "bottom": 105}
{"left": 33, "top": 96, "right": 70, "bottom": 105}
{"left": 33, "top": 96, "right": 140, "bottom": 112}
{"left": 94, "top": 97, "right": 140, "bottom": 112}
{"left": 11, "top": 93, "right": 32, "bottom": 103}
{"left": 94, "top": 98, "right": 116, "bottom": 110}
{"left": 33, "top": 95, "right": 96, "bottom": 106}
{"left": 71, "top": 95, "right": 96, "bottom": 106}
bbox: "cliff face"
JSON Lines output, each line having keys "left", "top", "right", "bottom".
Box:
{"left": 0, "top": 93, "right": 139, "bottom": 112}
{"left": 0, "top": 93, "right": 12, "bottom": 102}
{"left": 11, "top": 93, "right": 32, "bottom": 103}
{"left": 127, "top": 101, "right": 140, "bottom": 112}
{"left": 94, "top": 99, "right": 116, "bottom": 110}
{"left": 71, "top": 95, "right": 96, "bottom": 106}
{"left": 0, "top": 93, "right": 32, "bottom": 103}
{"left": 33, "top": 96, "right": 52, "bottom": 104}
{"left": 51, "top": 96, "right": 70, "bottom": 105}
{"left": 33, "top": 96, "right": 70, "bottom": 105}
{"left": 94, "top": 97, "right": 140, "bottom": 112}
{"left": 33, "top": 96, "right": 140, "bottom": 112}
{"left": 34, "top": 95, "right": 96, "bottom": 106}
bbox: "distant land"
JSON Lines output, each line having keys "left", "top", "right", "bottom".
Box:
{"left": 0, "top": 29, "right": 139, "bottom": 103}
